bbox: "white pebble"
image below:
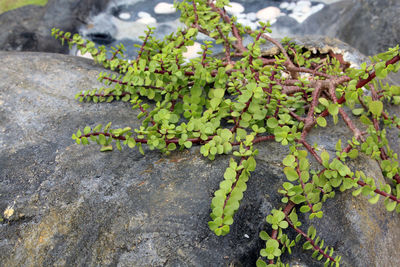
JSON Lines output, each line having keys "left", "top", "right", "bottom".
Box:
{"left": 224, "top": 2, "right": 244, "bottom": 15}
{"left": 293, "top": 4, "right": 311, "bottom": 14}
{"left": 118, "top": 12, "right": 131, "bottom": 20}
{"left": 238, "top": 18, "right": 258, "bottom": 30}
{"left": 256, "top": 6, "right": 281, "bottom": 22}
{"left": 77, "top": 50, "right": 93, "bottom": 60}
{"left": 236, "top": 13, "right": 247, "bottom": 19}
{"left": 154, "top": 2, "right": 176, "bottom": 14}
{"left": 244, "top": 234, "right": 250, "bottom": 238}
{"left": 137, "top": 16, "right": 157, "bottom": 24}
{"left": 237, "top": 18, "right": 252, "bottom": 27}
{"left": 279, "top": 2, "right": 289, "bottom": 9}
{"left": 294, "top": 0, "right": 312, "bottom": 14}
{"left": 183, "top": 42, "right": 202, "bottom": 59}
{"left": 297, "top": 0, "right": 311, "bottom": 7}
{"left": 286, "top": 2, "right": 296, "bottom": 10}
{"left": 138, "top": 11, "right": 151, "bottom": 18}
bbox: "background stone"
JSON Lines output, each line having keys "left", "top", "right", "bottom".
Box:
{"left": 298, "top": 0, "right": 400, "bottom": 55}
{"left": 0, "top": 0, "right": 110, "bottom": 53}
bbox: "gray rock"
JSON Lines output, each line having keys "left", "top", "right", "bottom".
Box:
{"left": 298, "top": 0, "right": 400, "bottom": 56}
{"left": 0, "top": 0, "right": 110, "bottom": 53}
{"left": 0, "top": 37, "right": 400, "bottom": 267}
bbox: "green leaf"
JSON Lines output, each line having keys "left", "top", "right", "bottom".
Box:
{"left": 328, "top": 103, "right": 339, "bottom": 115}
{"left": 259, "top": 231, "right": 270, "bottom": 241}
{"left": 210, "top": 98, "right": 221, "bottom": 110}
{"left": 283, "top": 155, "right": 296, "bottom": 167}
{"left": 316, "top": 117, "right": 327, "bottom": 127}
{"left": 267, "top": 117, "right": 278, "bottom": 128}
{"left": 289, "top": 209, "right": 299, "bottom": 225}
{"left": 369, "top": 100, "right": 383, "bottom": 116}
{"left": 236, "top": 128, "right": 247, "bottom": 140}
{"left": 291, "top": 194, "right": 306, "bottom": 204}
{"left": 100, "top": 145, "right": 113, "bottom": 152}
{"left": 319, "top": 98, "right": 330, "bottom": 107}
{"left": 213, "top": 88, "right": 225, "bottom": 99}
{"left": 335, "top": 139, "right": 342, "bottom": 152}
{"left": 385, "top": 199, "right": 397, "bottom": 211}
{"left": 167, "top": 143, "right": 176, "bottom": 151}
{"left": 104, "top": 122, "right": 112, "bottom": 132}
{"left": 300, "top": 205, "right": 311, "bottom": 213}
{"left": 187, "top": 27, "right": 197, "bottom": 37}
{"left": 279, "top": 220, "right": 289, "bottom": 229}
{"left": 352, "top": 108, "right": 364, "bottom": 115}
{"left": 266, "top": 238, "right": 279, "bottom": 249}
{"left": 284, "top": 167, "right": 299, "bottom": 181}
{"left": 368, "top": 194, "right": 380, "bottom": 204}
{"left": 116, "top": 140, "right": 122, "bottom": 151}
{"left": 127, "top": 138, "right": 136, "bottom": 148}
{"left": 224, "top": 167, "right": 237, "bottom": 180}
{"left": 256, "top": 259, "right": 267, "bottom": 267}
{"left": 184, "top": 141, "right": 192, "bottom": 148}
{"left": 348, "top": 149, "right": 359, "bottom": 159}
{"left": 98, "top": 134, "right": 106, "bottom": 145}
{"left": 83, "top": 126, "right": 91, "bottom": 135}
{"left": 93, "top": 124, "right": 102, "bottom": 132}
{"left": 220, "top": 129, "right": 232, "bottom": 141}
{"left": 321, "top": 150, "right": 330, "bottom": 166}
{"left": 303, "top": 241, "right": 313, "bottom": 250}
{"left": 246, "top": 156, "right": 256, "bottom": 172}
{"left": 360, "top": 114, "right": 373, "bottom": 125}
{"left": 81, "top": 137, "right": 89, "bottom": 145}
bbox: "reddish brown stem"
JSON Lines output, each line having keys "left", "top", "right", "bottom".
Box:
{"left": 208, "top": 1, "right": 246, "bottom": 53}
{"left": 285, "top": 214, "right": 336, "bottom": 263}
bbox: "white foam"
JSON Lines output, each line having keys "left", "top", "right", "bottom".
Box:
{"left": 280, "top": 2, "right": 289, "bottom": 9}
{"left": 137, "top": 16, "right": 157, "bottom": 25}
{"left": 138, "top": 11, "right": 151, "bottom": 18}
{"left": 154, "top": 2, "right": 176, "bottom": 14}
{"left": 118, "top": 12, "right": 131, "bottom": 20}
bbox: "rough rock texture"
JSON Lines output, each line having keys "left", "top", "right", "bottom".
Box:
{"left": 1, "top": 39, "right": 400, "bottom": 266}
{"left": 0, "top": 0, "right": 110, "bottom": 53}
{"left": 298, "top": 0, "right": 400, "bottom": 56}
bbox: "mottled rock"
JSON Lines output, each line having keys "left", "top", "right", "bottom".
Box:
{"left": 0, "top": 37, "right": 400, "bottom": 267}
{"left": 0, "top": 0, "right": 110, "bottom": 53}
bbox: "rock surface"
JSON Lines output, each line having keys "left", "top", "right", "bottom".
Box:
{"left": 298, "top": 0, "right": 400, "bottom": 55}
{"left": 1, "top": 38, "right": 400, "bottom": 266}
{"left": 0, "top": 0, "right": 110, "bottom": 53}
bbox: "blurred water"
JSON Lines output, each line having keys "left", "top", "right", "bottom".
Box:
{"left": 75, "top": 0, "right": 336, "bottom": 59}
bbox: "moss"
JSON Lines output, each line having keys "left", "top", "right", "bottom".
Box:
{"left": 0, "top": 0, "right": 48, "bottom": 15}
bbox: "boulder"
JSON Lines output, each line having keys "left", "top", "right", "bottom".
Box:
{"left": 1, "top": 37, "right": 400, "bottom": 266}
{"left": 298, "top": 0, "right": 400, "bottom": 56}
{"left": 0, "top": 0, "right": 110, "bottom": 53}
